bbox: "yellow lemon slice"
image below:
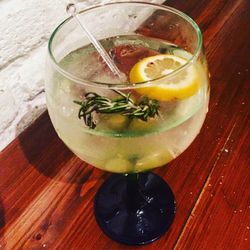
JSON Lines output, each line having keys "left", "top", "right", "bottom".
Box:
{"left": 129, "top": 54, "right": 200, "bottom": 101}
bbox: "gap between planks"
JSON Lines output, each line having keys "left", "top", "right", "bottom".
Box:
{"left": 173, "top": 121, "right": 237, "bottom": 249}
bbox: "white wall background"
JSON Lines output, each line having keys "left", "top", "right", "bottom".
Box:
{"left": 0, "top": 0, "right": 164, "bottom": 151}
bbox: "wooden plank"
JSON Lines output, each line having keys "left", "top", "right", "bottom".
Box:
{"left": 175, "top": 101, "right": 250, "bottom": 250}
{"left": 174, "top": 0, "right": 250, "bottom": 248}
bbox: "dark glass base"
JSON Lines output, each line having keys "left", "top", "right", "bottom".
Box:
{"left": 94, "top": 172, "right": 176, "bottom": 245}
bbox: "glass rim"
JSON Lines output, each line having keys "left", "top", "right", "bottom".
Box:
{"left": 48, "top": 1, "right": 203, "bottom": 89}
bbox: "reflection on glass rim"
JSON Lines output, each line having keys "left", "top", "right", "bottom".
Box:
{"left": 48, "top": 1, "right": 202, "bottom": 89}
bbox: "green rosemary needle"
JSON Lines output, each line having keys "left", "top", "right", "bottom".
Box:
{"left": 74, "top": 90, "right": 159, "bottom": 129}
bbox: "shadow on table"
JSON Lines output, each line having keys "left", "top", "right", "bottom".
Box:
{"left": 17, "top": 111, "right": 102, "bottom": 184}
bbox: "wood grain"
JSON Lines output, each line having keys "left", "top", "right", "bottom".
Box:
{"left": 0, "top": 1, "right": 249, "bottom": 249}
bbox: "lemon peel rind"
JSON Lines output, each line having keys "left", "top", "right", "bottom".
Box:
{"left": 129, "top": 54, "right": 200, "bottom": 101}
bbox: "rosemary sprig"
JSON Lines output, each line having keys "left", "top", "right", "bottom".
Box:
{"left": 74, "top": 90, "right": 159, "bottom": 129}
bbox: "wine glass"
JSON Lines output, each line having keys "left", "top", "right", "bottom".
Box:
{"left": 46, "top": 2, "right": 209, "bottom": 245}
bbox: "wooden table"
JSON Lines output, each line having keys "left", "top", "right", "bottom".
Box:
{"left": 0, "top": 0, "right": 249, "bottom": 249}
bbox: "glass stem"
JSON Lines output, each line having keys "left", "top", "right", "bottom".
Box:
{"left": 125, "top": 173, "right": 143, "bottom": 211}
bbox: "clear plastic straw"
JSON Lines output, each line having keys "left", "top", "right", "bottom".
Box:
{"left": 66, "top": 3, "right": 127, "bottom": 82}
